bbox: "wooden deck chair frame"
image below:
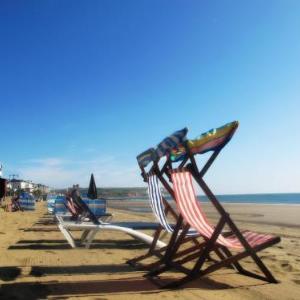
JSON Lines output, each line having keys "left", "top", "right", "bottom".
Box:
{"left": 143, "top": 147, "right": 233, "bottom": 281}
{"left": 128, "top": 124, "right": 241, "bottom": 271}
{"left": 127, "top": 156, "right": 204, "bottom": 270}
{"left": 128, "top": 147, "right": 231, "bottom": 271}
{"left": 145, "top": 131, "right": 281, "bottom": 288}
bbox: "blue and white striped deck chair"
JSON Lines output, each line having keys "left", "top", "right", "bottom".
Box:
{"left": 148, "top": 174, "right": 198, "bottom": 237}
{"left": 128, "top": 127, "right": 200, "bottom": 269}
{"left": 127, "top": 173, "right": 199, "bottom": 269}
{"left": 19, "top": 192, "right": 35, "bottom": 211}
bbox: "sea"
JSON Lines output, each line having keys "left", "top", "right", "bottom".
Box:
{"left": 109, "top": 193, "right": 300, "bottom": 213}
{"left": 113, "top": 193, "right": 300, "bottom": 205}
{"left": 197, "top": 193, "right": 300, "bottom": 205}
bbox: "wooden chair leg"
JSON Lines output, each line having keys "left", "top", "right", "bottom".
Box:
{"left": 127, "top": 226, "right": 164, "bottom": 267}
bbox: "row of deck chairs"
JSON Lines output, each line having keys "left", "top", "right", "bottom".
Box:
{"left": 5, "top": 192, "right": 35, "bottom": 212}
{"left": 54, "top": 188, "right": 166, "bottom": 249}
{"left": 126, "top": 121, "right": 281, "bottom": 288}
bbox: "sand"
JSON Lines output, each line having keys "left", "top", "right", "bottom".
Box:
{"left": 0, "top": 200, "right": 300, "bottom": 300}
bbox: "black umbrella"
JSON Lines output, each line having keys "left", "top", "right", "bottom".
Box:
{"left": 87, "top": 173, "right": 98, "bottom": 199}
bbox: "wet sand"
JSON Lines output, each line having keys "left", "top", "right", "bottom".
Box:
{"left": 0, "top": 201, "right": 300, "bottom": 299}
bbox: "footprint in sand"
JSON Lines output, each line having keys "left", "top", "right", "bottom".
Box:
{"left": 268, "top": 256, "right": 277, "bottom": 262}
{"left": 261, "top": 255, "right": 275, "bottom": 260}
{"left": 280, "top": 261, "right": 293, "bottom": 272}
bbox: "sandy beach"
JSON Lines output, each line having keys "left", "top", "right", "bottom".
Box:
{"left": 0, "top": 201, "right": 300, "bottom": 300}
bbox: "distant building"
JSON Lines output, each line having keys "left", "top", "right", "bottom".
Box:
{"left": 36, "top": 183, "right": 50, "bottom": 194}
{"left": 9, "top": 179, "right": 35, "bottom": 192}
{"left": 7, "top": 179, "right": 49, "bottom": 194}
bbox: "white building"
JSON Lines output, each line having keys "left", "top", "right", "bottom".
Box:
{"left": 9, "top": 179, "right": 35, "bottom": 192}
{"left": 36, "top": 183, "right": 50, "bottom": 194}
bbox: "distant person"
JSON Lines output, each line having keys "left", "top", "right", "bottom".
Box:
{"left": 65, "top": 191, "right": 81, "bottom": 220}
{"left": 6, "top": 195, "right": 23, "bottom": 212}
{"left": 70, "top": 186, "right": 90, "bottom": 219}
{"left": 12, "top": 195, "right": 23, "bottom": 211}
{"left": 0, "top": 178, "right": 6, "bottom": 204}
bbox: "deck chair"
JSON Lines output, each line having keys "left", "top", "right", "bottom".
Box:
{"left": 127, "top": 170, "right": 202, "bottom": 269}
{"left": 56, "top": 192, "right": 166, "bottom": 249}
{"left": 154, "top": 169, "right": 281, "bottom": 288}
{"left": 62, "top": 193, "right": 112, "bottom": 223}
{"left": 145, "top": 122, "right": 281, "bottom": 288}
{"left": 128, "top": 128, "right": 221, "bottom": 269}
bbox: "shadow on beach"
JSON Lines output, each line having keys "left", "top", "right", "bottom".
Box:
{"left": 0, "top": 275, "right": 236, "bottom": 300}
{"left": 29, "top": 264, "right": 136, "bottom": 276}
{"left": 0, "top": 267, "right": 21, "bottom": 281}
{"left": 8, "top": 238, "right": 149, "bottom": 250}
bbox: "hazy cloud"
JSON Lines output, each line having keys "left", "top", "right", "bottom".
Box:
{"left": 18, "top": 155, "right": 142, "bottom": 189}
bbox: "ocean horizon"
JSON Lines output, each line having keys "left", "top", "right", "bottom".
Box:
{"left": 111, "top": 193, "right": 300, "bottom": 205}
{"left": 196, "top": 193, "right": 300, "bottom": 205}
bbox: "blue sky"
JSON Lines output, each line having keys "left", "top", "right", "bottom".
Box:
{"left": 0, "top": 1, "right": 299, "bottom": 193}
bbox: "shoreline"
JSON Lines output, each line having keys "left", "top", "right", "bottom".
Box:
{"left": 107, "top": 200, "right": 300, "bottom": 229}
{"left": 109, "top": 199, "right": 300, "bottom": 206}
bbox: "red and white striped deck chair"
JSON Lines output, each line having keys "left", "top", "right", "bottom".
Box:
{"left": 128, "top": 127, "right": 213, "bottom": 270}
{"left": 127, "top": 171, "right": 207, "bottom": 269}
{"left": 128, "top": 146, "right": 204, "bottom": 269}
{"left": 148, "top": 169, "right": 281, "bottom": 288}
{"left": 130, "top": 124, "right": 241, "bottom": 272}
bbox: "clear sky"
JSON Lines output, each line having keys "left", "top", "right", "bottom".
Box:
{"left": 0, "top": 1, "right": 299, "bottom": 193}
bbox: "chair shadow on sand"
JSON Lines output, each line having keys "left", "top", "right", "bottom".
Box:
{"left": 0, "top": 266, "right": 21, "bottom": 281}
{"left": 0, "top": 265, "right": 268, "bottom": 300}
{"left": 8, "top": 238, "right": 150, "bottom": 250}
{"left": 20, "top": 227, "right": 60, "bottom": 232}
{"left": 0, "top": 274, "right": 239, "bottom": 300}
{"left": 29, "top": 264, "right": 137, "bottom": 276}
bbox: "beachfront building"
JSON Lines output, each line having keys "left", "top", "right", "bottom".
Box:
{"left": 6, "top": 179, "right": 49, "bottom": 195}
{"left": 9, "top": 179, "right": 35, "bottom": 193}
{"left": 36, "top": 183, "right": 49, "bottom": 194}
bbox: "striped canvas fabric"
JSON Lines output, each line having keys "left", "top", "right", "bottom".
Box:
{"left": 54, "top": 195, "right": 68, "bottom": 215}
{"left": 148, "top": 175, "right": 174, "bottom": 233}
{"left": 171, "top": 170, "right": 275, "bottom": 249}
{"left": 155, "top": 127, "right": 188, "bottom": 159}
{"left": 19, "top": 192, "right": 35, "bottom": 211}
{"left": 51, "top": 195, "right": 107, "bottom": 216}
{"left": 46, "top": 194, "right": 57, "bottom": 214}
{"left": 147, "top": 174, "right": 198, "bottom": 236}
{"left": 137, "top": 148, "right": 157, "bottom": 168}
{"left": 82, "top": 198, "right": 106, "bottom": 216}
{"left": 170, "top": 121, "right": 238, "bottom": 161}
